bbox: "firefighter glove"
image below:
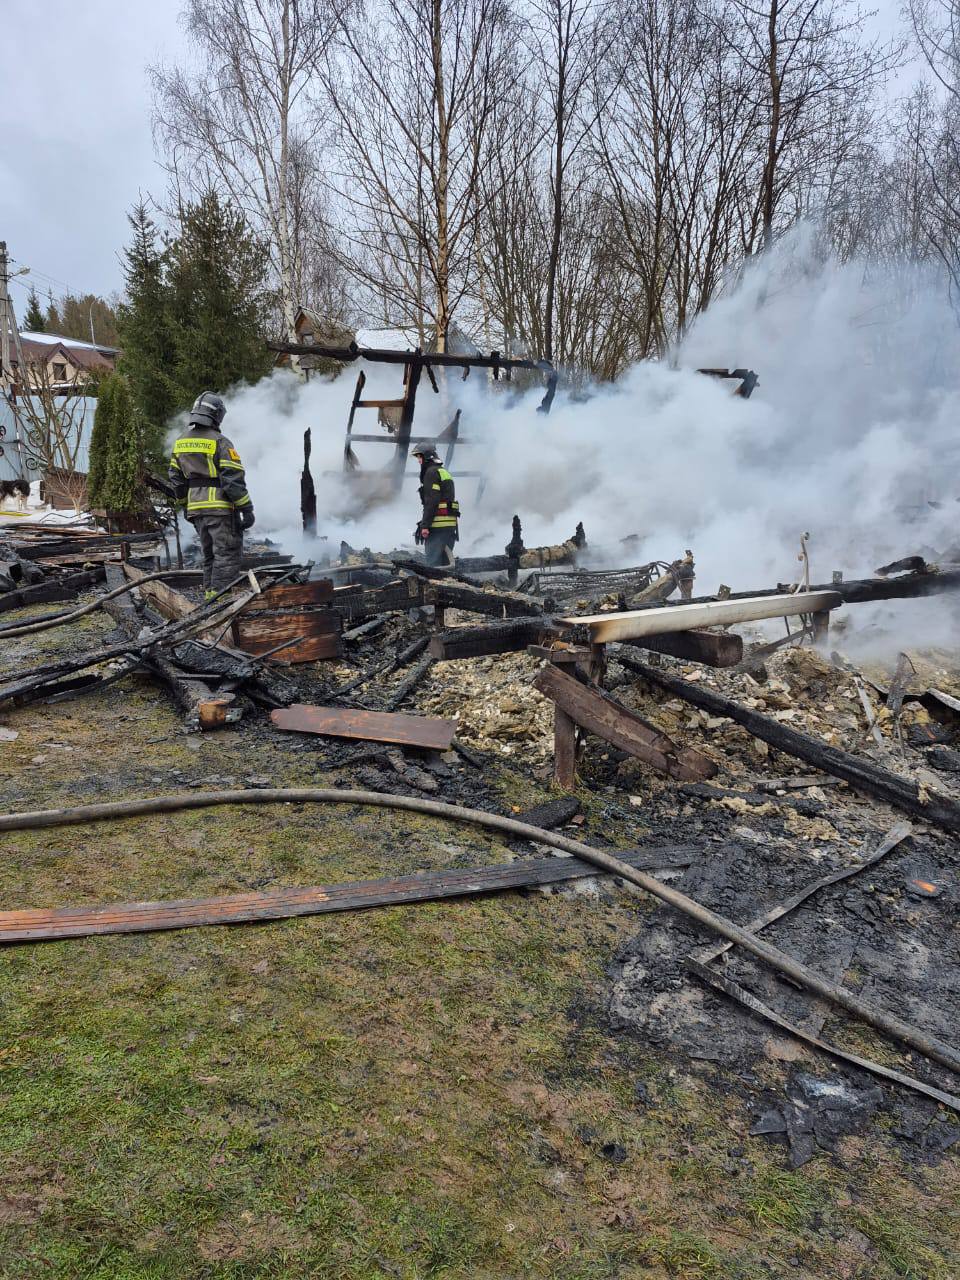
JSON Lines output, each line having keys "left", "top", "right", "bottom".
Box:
{"left": 239, "top": 507, "right": 256, "bottom": 530}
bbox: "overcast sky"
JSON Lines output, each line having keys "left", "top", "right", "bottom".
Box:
{"left": 0, "top": 0, "right": 918, "bottom": 316}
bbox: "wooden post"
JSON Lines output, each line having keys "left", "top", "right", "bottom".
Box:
{"left": 554, "top": 706, "right": 578, "bottom": 789}
{"left": 812, "top": 610, "right": 830, "bottom": 646}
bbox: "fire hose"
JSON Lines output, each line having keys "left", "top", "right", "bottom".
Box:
{"left": 1, "top": 787, "right": 958, "bottom": 1090}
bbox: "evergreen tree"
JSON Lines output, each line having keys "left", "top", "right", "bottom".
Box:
{"left": 116, "top": 202, "right": 177, "bottom": 463}
{"left": 87, "top": 373, "right": 144, "bottom": 513}
{"left": 101, "top": 375, "right": 145, "bottom": 512}
{"left": 86, "top": 375, "right": 117, "bottom": 509}
{"left": 44, "top": 296, "right": 60, "bottom": 332}
{"left": 164, "top": 191, "right": 271, "bottom": 401}
{"left": 23, "top": 288, "right": 45, "bottom": 332}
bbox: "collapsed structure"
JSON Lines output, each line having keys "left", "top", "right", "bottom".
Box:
{"left": 2, "top": 350, "right": 959, "bottom": 1164}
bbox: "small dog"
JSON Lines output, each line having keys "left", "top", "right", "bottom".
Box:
{"left": 0, "top": 478, "right": 30, "bottom": 512}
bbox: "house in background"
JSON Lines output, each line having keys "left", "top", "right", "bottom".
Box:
{"left": 10, "top": 331, "right": 118, "bottom": 391}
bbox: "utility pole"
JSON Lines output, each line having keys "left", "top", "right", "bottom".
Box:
{"left": 0, "top": 240, "right": 33, "bottom": 478}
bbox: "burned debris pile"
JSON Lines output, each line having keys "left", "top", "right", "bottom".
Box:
{"left": 2, "top": 512, "right": 960, "bottom": 1160}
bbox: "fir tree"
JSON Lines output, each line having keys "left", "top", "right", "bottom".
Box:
{"left": 23, "top": 288, "right": 45, "bottom": 332}
{"left": 116, "top": 201, "right": 177, "bottom": 463}
{"left": 101, "top": 375, "right": 145, "bottom": 513}
{"left": 87, "top": 373, "right": 144, "bottom": 513}
{"left": 164, "top": 191, "right": 271, "bottom": 401}
{"left": 86, "top": 375, "right": 117, "bottom": 509}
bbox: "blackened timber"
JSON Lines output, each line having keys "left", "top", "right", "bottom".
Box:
{"left": 618, "top": 630, "right": 743, "bottom": 667}
{"left": 14, "top": 532, "right": 164, "bottom": 561}
{"left": 0, "top": 568, "right": 104, "bottom": 614}
{"left": 428, "top": 580, "right": 543, "bottom": 619}
{"left": 330, "top": 577, "right": 426, "bottom": 623}
{"left": 623, "top": 657, "right": 960, "bottom": 835}
{"left": 0, "top": 844, "right": 701, "bottom": 945}
{"left": 384, "top": 656, "right": 434, "bottom": 710}
{"left": 533, "top": 664, "right": 717, "bottom": 783}
{"left": 429, "top": 618, "right": 561, "bottom": 661}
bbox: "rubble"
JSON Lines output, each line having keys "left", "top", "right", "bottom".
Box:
{"left": 4, "top": 513, "right": 960, "bottom": 1160}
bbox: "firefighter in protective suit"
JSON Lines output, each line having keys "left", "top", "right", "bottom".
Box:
{"left": 168, "top": 392, "right": 255, "bottom": 599}
{"left": 412, "top": 441, "right": 459, "bottom": 566}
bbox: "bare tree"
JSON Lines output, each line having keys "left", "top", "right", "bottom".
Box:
{"left": 324, "top": 0, "right": 514, "bottom": 351}
{"left": 12, "top": 366, "right": 91, "bottom": 514}
{"left": 721, "top": 0, "right": 901, "bottom": 253}
{"left": 152, "top": 0, "right": 343, "bottom": 349}
{"left": 908, "top": 0, "right": 960, "bottom": 301}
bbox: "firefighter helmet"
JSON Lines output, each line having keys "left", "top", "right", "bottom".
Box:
{"left": 188, "top": 391, "right": 227, "bottom": 430}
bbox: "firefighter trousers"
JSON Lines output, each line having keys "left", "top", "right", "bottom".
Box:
{"left": 193, "top": 514, "right": 243, "bottom": 592}
{"left": 424, "top": 527, "right": 457, "bottom": 567}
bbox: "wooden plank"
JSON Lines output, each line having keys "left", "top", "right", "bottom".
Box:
{"left": 625, "top": 629, "right": 743, "bottom": 667}
{"left": 233, "top": 611, "right": 341, "bottom": 663}
{"left": 562, "top": 591, "right": 842, "bottom": 643}
{"left": 0, "top": 845, "right": 701, "bottom": 945}
{"left": 271, "top": 703, "right": 455, "bottom": 750}
{"left": 533, "top": 664, "right": 717, "bottom": 782}
{"left": 253, "top": 580, "right": 333, "bottom": 608}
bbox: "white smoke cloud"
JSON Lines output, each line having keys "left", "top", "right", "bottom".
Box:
{"left": 201, "top": 226, "right": 960, "bottom": 657}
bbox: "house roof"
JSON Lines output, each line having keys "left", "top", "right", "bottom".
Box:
{"left": 18, "top": 331, "right": 119, "bottom": 356}
{"left": 14, "top": 336, "right": 116, "bottom": 374}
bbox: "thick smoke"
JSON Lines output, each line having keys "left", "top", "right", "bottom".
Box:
{"left": 200, "top": 228, "right": 960, "bottom": 653}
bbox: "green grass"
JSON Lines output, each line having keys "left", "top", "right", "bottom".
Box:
{"left": 0, "top": 628, "right": 957, "bottom": 1278}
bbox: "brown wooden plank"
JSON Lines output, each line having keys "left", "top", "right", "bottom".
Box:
{"left": 271, "top": 703, "right": 455, "bottom": 750}
{"left": 236, "top": 632, "right": 342, "bottom": 662}
{"left": 533, "top": 664, "right": 716, "bottom": 782}
{"left": 234, "top": 610, "right": 340, "bottom": 638}
{"left": 233, "top": 610, "right": 342, "bottom": 662}
{"left": 0, "top": 846, "right": 701, "bottom": 944}
{"left": 253, "top": 580, "right": 333, "bottom": 608}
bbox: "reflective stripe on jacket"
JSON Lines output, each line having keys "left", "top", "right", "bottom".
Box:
{"left": 168, "top": 427, "right": 252, "bottom": 519}
{"left": 419, "top": 462, "right": 459, "bottom": 529}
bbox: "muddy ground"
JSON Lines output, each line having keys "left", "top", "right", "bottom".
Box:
{"left": 0, "top": 596, "right": 957, "bottom": 1278}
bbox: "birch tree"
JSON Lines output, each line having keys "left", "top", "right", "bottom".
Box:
{"left": 151, "top": 0, "right": 342, "bottom": 347}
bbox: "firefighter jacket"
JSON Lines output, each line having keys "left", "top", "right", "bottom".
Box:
{"left": 419, "top": 461, "right": 459, "bottom": 530}
{"left": 168, "top": 427, "right": 252, "bottom": 522}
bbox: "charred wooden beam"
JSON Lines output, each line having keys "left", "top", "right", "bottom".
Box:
{"left": 622, "top": 657, "right": 960, "bottom": 836}
{"left": 384, "top": 655, "right": 434, "bottom": 711}
{"left": 330, "top": 576, "right": 426, "bottom": 623}
{"left": 618, "top": 630, "right": 743, "bottom": 667}
{"left": 13, "top": 531, "right": 164, "bottom": 561}
{"left": 428, "top": 579, "right": 543, "bottom": 619}
{"left": 533, "top": 663, "right": 717, "bottom": 785}
{"left": 429, "top": 618, "right": 561, "bottom": 661}
{"left": 0, "top": 568, "right": 105, "bottom": 614}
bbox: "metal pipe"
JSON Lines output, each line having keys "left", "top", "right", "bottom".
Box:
{"left": 1, "top": 787, "right": 957, "bottom": 1077}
